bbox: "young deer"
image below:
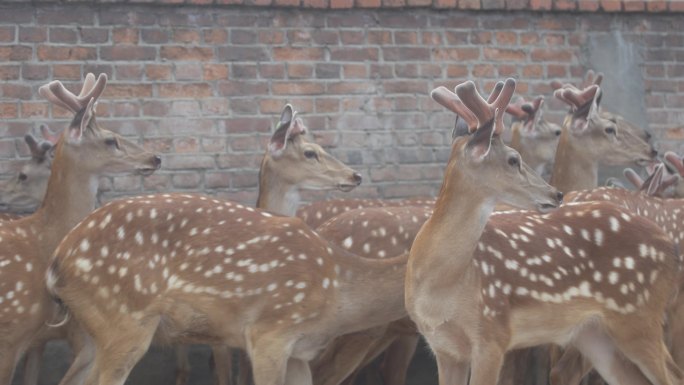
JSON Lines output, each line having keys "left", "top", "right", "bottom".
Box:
{"left": 0, "top": 128, "right": 56, "bottom": 218}
{"left": 0, "top": 73, "right": 161, "bottom": 384}
{"left": 505, "top": 95, "right": 561, "bottom": 177}
{"left": 406, "top": 79, "right": 680, "bottom": 385}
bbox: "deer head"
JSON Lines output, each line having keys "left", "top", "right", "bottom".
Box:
{"left": 506, "top": 96, "right": 561, "bottom": 173}
{"left": 258, "top": 104, "right": 362, "bottom": 216}
{"left": 0, "top": 128, "right": 56, "bottom": 214}
{"left": 431, "top": 79, "right": 561, "bottom": 212}
{"left": 39, "top": 73, "right": 161, "bottom": 178}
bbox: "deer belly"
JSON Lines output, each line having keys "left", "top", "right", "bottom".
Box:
{"left": 509, "top": 304, "right": 603, "bottom": 349}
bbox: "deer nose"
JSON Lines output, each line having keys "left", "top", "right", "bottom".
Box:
{"left": 556, "top": 191, "right": 564, "bottom": 204}
{"left": 352, "top": 172, "right": 363, "bottom": 185}
{"left": 152, "top": 155, "right": 162, "bottom": 168}
{"left": 650, "top": 148, "right": 658, "bottom": 158}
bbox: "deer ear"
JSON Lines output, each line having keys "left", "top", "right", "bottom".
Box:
{"left": 69, "top": 97, "right": 96, "bottom": 143}
{"left": 587, "top": 88, "right": 602, "bottom": 121}
{"left": 269, "top": 105, "right": 306, "bottom": 157}
{"left": 466, "top": 119, "right": 496, "bottom": 161}
{"left": 24, "top": 134, "right": 40, "bottom": 157}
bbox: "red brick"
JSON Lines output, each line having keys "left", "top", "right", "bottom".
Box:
{"left": 37, "top": 45, "right": 96, "bottom": 61}
{"left": 384, "top": 47, "right": 431, "bottom": 61}
{"left": 223, "top": 117, "right": 272, "bottom": 134}
{"left": 259, "top": 64, "right": 286, "bottom": 79}
{"left": 231, "top": 30, "right": 257, "bottom": 45}
{"left": 471, "top": 31, "right": 492, "bottom": 44}
{"left": 328, "top": 82, "right": 376, "bottom": 94}
{"left": 481, "top": 0, "right": 505, "bottom": 9}
{"left": 331, "top": 0, "right": 353, "bottom": 8}
{"left": 77, "top": 28, "right": 108, "bottom": 43}
{"left": 553, "top": 0, "right": 576, "bottom": 10}
{"left": 483, "top": 47, "right": 526, "bottom": 61}
{"left": 1, "top": 84, "right": 31, "bottom": 99}
{"left": 21, "top": 64, "right": 49, "bottom": 80}
{"left": 330, "top": 47, "right": 378, "bottom": 61}
{"left": 433, "top": 47, "right": 480, "bottom": 61}
{"left": 498, "top": 64, "right": 517, "bottom": 76}
{"left": 37, "top": 8, "right": 95, "bottom": 25}
{"left": 646, "top": 0, "right": 666, "bottom": 11}
{"left": 346, "top": 64, "right": 370, "bottom": 78}
{"left": 530, "top": 48, "right": 573, "bottom": 61}
{"left": 203, "top": 64, "right": 230, "bottom": 80}
{"left": 394, "top": 31, "right": 418, "bottom": 44}
{"left": 0, "top": 26, "right": 14, "bottom": 42}
{"left": 288, "top": 64, "right": 314, "bottom": 78}
{"left": 0, "top": 103, "right": 18, "bottom": 119}
{"left": 303, "top": 0, "right": 328, "bottom": 7}
{"left": 141, "top": 29, "right": 170, "bottom": 44}
{"left": 473, "top": 64, "right": 496, "bottom": 77}
{"left": 172, "top": 173, "right": 202, "bottom": 189}
{"left": 53, "top": 64, "right": 81, "bottom": 80}
{"left": 146, "top": 64, "right": 173, "bottom": 81}
{"left": 496, "top": 31, "right": 517, "bottom": 45}
{"left": 600, "top": 0, "right": 621, "bottom": 11}
{"left": 259, "top": 30, "right": 285, "bottom": 44}
{"left": 204, "top": 28, "right": 228, "bottom": 44}
{"left": 217, "top": 81, "right": 269, "bottom": 96}
{"left": 520, "top": 32, "right": 539, "bottom": 44}
{"left": 106, "top": 84, "right": 153, "bottom": 98}
{"left": 273, "top": 47, "right": 324, "bottom": 61}
{"left": 340, "top": 31, "right": 365, "bottom": 44}
{"left": 173, "top": 29, "right": 202, "bottom": 44}
{"left": 384, "top": 80, "right": 428, "bottom": 94}
{"left": 458, "top": 0, "right": 481, "bottom": 8}
{"left": 100, "top": 46, "right": 155, "bottom": 61}
{"left": 113, "top": 28, "right": 139, "bottom": 44}
{"left": 0, "top": 46, "right": 32, "bottom": 61}
{"left": 115, "top": 64, "right": 144, "bottom": 80}
{"left": 623, "top": 1, "right": 645, "bottom": 11}
{"left": 383, "top": 0, "right": 407, "bottom": 7}
{"left": 19, "top": 27, "right": 46, "bottom": 43}
{"left": 49, "top": 27, "right": 78, "bottom": 43}
{"left": 547, "top": 64, "right": 568, "bottom": 77}
{"left": 422, "top": 32, "right": 443, "bottom": 45}
{"left": 522, "top": 64, "right": 543, "bottom": 78}
{"left": 529, "top": 0, "right": 551, "bottom": 10}
{"left": 670, "top": 1, "right": 684, "bottom": 11}
{"left": 159, "top": 83, "right": 212, "bottom": 98}
{"left": 505, "top": 0, "right": 528, "bottom": 9}
{"left": 368, "top": 31, "right": 391, "bottom": 44}
{"left": 274, "top": 0, "right": 301, "bottom": 5}
{"left": 272, "top": 82, "right": 325, "bottom": 95}
{"left": 160, "top": 46, "right": 214, "bottom": 61}
{"left": 434, "top": 0, "right": 457, "bottom": 7}
{"left": 578, "top": 0, "right": 600, "bottom": 11}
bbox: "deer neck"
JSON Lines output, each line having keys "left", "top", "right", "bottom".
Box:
{"left": 33, "top": 144, "right": 99, "bottom": 252}
{"left": 331, "top": 251, "right": 408, "bottom": 334}
{"left": 550, "top": 120, "right": 598, "bottom": 193}
{"left": 409, "top": 156, "right": 494, "bottom": 287}
{"left": 256, "top": 156, "right": 300, "bottom": 216}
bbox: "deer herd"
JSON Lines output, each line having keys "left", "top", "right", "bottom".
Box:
{"left": 0, "top": 68, "right": 682, "bottom": 385}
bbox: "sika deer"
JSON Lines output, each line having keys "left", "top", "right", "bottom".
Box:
{"left": 0, "top": 73, "right": 160, "bottom": 384}
{"left": 406, "top": 79, "right": 680, "bottom": 385}
{"left": 506, "top": 96, "right": 561, "bottom": 176}
{"left": 0, "top": 128, "right": 56, "bottom": 217}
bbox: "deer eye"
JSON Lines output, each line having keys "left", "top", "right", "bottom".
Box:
{"left": 105, "top": 138, "right": 119, "bottom": 149}
{"left": 304, "top": 150, "right": 318, "bottom": 160}
{"left": 18, "top": 173, "right": 27, "bottom": 181}
{"left": 605, "top": 127, "right": 616, "bottom": 135}
{"left": 508, "top": 156, "right": 520, "bottom": 168}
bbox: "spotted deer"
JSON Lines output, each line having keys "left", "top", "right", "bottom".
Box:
{"left": 227, "top": 103, "right": 364, "bottom": 385}
{"left": 505, "top": 95, "right": 561, "bottom": 177}
{"left": 46, "top": 150, "right": 412, "bottom": 383}
{"left": 0, "top": 73, "right": 161, "bottom": 385}
{"left": 0, "top": 127, "right": 56, "bottom": 219}
{"left": 406, "top": 78, "right": 680, "bottom": 385}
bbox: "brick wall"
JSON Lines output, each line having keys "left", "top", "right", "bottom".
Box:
{"left": 0, "top": 2, "right": 683, "bottom": 205}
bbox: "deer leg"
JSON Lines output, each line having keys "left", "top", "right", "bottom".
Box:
{"left": 569, "top": 326, "right": 649, "bottom": 385}
{"left": 22, "top": 345, "right": 43, "bottom": 385}
{"left": 237, "top": 350, "right": 253, "bottom": 385}
{"left": 212, "top": 345, "right": 233, "bottom": 385}
{"left": 666, "top": 299, "right": 684, "bottom": 369}
{"left": 379, "top": 334, "right": 419, "bottom": 385}
{"left": 0, "top": 343, "right": 24, "bottom": 385}
{"left": 83, "top": 316, "right": 159, "bottom": 385}
{"left": 246, "top": 328, "right": 292, "bottom": 385}
{"left": 174, "top": 345, "right": 191, "bottom": 385}
{"left": 285, "top": 358, "right": 312, "bottom": 385}
{"left": 468, "top": 342, "right": 506, "bottom": 385}
{"left": 608, "top": 321, "right": 680, "bottom": 385}
{"left": 498, "top": 349, "right": 532, "bottom": 385}
{"left": 549, "top": 347, "right": 592, "bottom": 385}
{"left": 58, "top": 328, "right": 96, "bottom": 385}
{"left": 434, "top": 351, "right": 469, "bottom": 385}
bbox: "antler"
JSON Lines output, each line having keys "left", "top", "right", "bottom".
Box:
{"left": 553, "top": 84, "right": 599, "bottom": 112}
{"left": 39, "top": 73, "right": 107, "bottom": 113}
{"left": 550, "top": 69, "right": 603, "bottom": 91}
{"left": 431, "top": 87, "right": 479, "bottom": 133}
{"left": 455, "top": 78, "right": 516, "bottom": 135}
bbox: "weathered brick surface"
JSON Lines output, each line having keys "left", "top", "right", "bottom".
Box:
{"left": 0, "top": 3, "right": 683, "bottom": 207}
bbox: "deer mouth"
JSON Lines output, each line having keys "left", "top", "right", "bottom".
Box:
{"left": 537, "top": 202, "right": 559, "bottom": 213}
{"left": 337, "top": 184, "right": 357, "bottom": 192}
{"left": 136, "top": 167, "right": 158, "bottom": 176}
